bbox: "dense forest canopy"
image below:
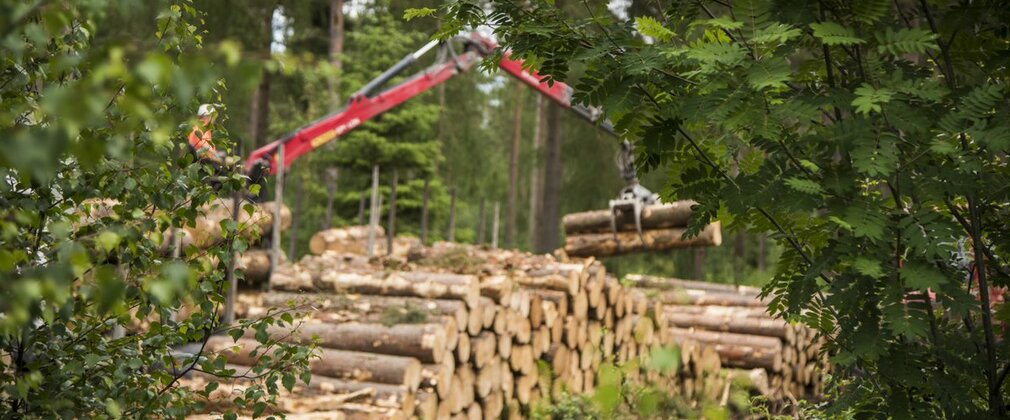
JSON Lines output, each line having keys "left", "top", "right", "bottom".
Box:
{"left": 425, "top": 0, "right": 1010, "bottom": 417}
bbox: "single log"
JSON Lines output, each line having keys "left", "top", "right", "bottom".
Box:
{"left": 480, "top": 275, "right": 513, "bottom": 304}
{"left": 237, "top": 250, "right": 273, "bottom": 286}
{"left": 562, "top": 201, "right": 696, "bottom": 235}
{"left": 261, "top": 292, "right": 470, "bottom": 332}
{"left": 663, "top": 304, "right": 771, "bottom": 318}
{"left": 471, "top": 332, "right": 497, "bottom": 369}
{"left": 655, "top": 288, "right": 767, "bottom": 307}
{"left": 475, "top": 357, "right": 501, "bottom": 397}
{"left": 515, "top": 373, "right": 537, "bottom": 405}
{"left": 480, "top": 298, "right": 497, "bottom": 328}
{"left": 189, "top": 366, "right": 414, "bottom": 411}
{"left": 498, "top": 331, "right": 513, "bottom": 358}
{"left": 665, "top": 311, "right": 794, "bottom": 340}
{"left": 268, "top": 321, "right": 447, "bottom": 364}
{"left": 500, "top": 362, "right": 514, "bottom": 400}
{"left": 521, "top": 263, "right": 585, "bottom": 294}
{"left": 457, "top": 364, "right": 476, "bottom": 410}
{"left": 667, "top": 328, "right": 783, "bottom": 372}
{"left": 467, "top": 402, "right": 482, "bottom": 420}
{"left": 207, "top": 336, "right": 422, "bottom": 390}
{"left": 481, "top": 389, "right": 504, "bottom": 420}
{"left": 544, "top": 344, "right": 569, "bottom": 380}
{"left": 531, "top": 290, "right": 568, "bottom": 318}
{"left": 509, "top": 344, "right": 535, "bottom": 376}
{"left": 316, "top": 271, "right": 481, "bottom": 308}
{"left": 529, "top": 293, "right": 544, "bottom": 329}
{"left": 422, "top": 361, "right": 453, "bottom": 398}
{"left": 309, "top": 225, "right": 384, "bottom": 255}
{"left": 564, "top": 222, "right": 722, "bottom": 257}
{"left": 623, "top": 273, "right": 761, "bottom": 295}
{"left": 416, "top": 391, "right": 438, "bottom": 420}
{"left": 456, "top": 333, "right": 472, "bottom": 364}
{"left": 509, "top": 310, "right": 532, "bottom": 344}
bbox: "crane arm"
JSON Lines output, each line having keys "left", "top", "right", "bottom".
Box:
{"left": 246, "top": 33, "right": 613, "bottom": 175}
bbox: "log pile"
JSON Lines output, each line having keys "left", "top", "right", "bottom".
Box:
{"left": 192, "top": 241, "right": 757, "bottom": 419}
{"left": 624, "top": 274, "right": 831, "bottom": 400}
{"left": 561, "top": 201, "right": 722, "bottom": 257}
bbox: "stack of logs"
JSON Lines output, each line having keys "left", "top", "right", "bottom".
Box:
{"left": 561, "top": 201, "right": 723, "bottom": 257}
{"left": 623, "top": 274, "right": 830, "bottom": 400}
{"left": 185, "top": 235, "right": 764, "bottom": 419}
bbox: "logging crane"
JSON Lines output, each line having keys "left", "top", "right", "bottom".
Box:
{"left": 192, "top": 32, "right": 659, "bottom": 242}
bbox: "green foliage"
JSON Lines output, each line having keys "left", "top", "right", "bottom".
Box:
{"left": 0, "top": 0, "right": 312, "bottom": 416}
{"left": 436, "top": 0, "right": 1010, "bottom": 417}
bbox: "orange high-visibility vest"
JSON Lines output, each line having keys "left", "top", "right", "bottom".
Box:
{"left": 187, "top": 117, "right": 218, "bottom": 160}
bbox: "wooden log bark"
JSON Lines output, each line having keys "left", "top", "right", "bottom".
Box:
{"left": 562, "top": 201, "right": 696, "bottom": 235}
{"left": 667, "top": 328, "right": 783, "bottom": 372}
{"left": 315, "top": 271, "right": 480, "bottom": 308}
{"left": 260, "top": 292, "right": 470, "bottom": 330}
{"left": 564, "top": 222, "right": 722, "bottom": 258}
{"left": 268, "top": 321, "right": 447, "bottom": 364}
{"left": 656, "top": 288, "right": 767, "bottom": 307}
{"left": 623, "top": 273, "right": 761, "bottom": 295}
{"left": 207, "top": 336, "right": 422, "bottom": 390}
{"left": 309, "top": 225, "right": 385, "bottom": 255}
{"left": 665, "top": 311, "right": 794, "bottom": 341}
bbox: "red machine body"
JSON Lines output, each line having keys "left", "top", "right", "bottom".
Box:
{"left": 245, "top": 32, "right": 603, "bottom": 175}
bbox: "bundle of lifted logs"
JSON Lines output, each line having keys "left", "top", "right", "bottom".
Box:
{"left": 561, "top": 201, "right": 723, "bottom": 257}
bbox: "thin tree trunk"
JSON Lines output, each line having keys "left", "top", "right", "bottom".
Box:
{"left": 329, "top": 0, "right": 344, "bottom": 108}
{"left": 528, "top": 95, "right": 544, "bottom": 250}
{"left": 694, "top": 247, "right": 707, "bottom": 280}
{"left": 358, "top": 193, "right": 366, "bottom": 225}
{"left": 447, "top": 187, "right": 457, "bottom": 242}
{"left": 734, "top": 232, "right": 746, "bottom": 285}
{"left": 537, "top": 102, "right": 564, "bottom": 253}
{"left": 420, "top": 178, "right": 430, "bottom": 244}
{"left": 477, "top": 199, "right": 486, "bottom": 245}
{"left": 507, "top": 84, "right": 524, "bottom": 248}
{"left": 248, "top": 3, "right": 273, "bottom": 148}
{"left": 367, "top": 165, "right": 380, "bottom": 257}
{"left": 492, "top": 201, "right": 501, "bottom": 249}
{"left": 288, "top": 171, "right": 305, "bottom": 260}
{"left": 387, "top": 170, "right": 398, "bottom": 255}
{"left": 323, "top": 167, "right": 338, "bottom": 229}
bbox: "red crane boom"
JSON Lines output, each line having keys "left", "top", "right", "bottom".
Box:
{"left": 245, "top": 32, "right": 610, "bottom": 175}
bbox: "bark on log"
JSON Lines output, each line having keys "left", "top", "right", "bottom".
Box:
{"left": 309, "top": 226, "right": 385, "bottom": 255}
{"left": 655, "top": 288, "right": 767, "bottom": 307}
{"left": 561, "top": 201, "right": 696, "bottom": 235}
{"left": 665, "top": 311, "right": 794, "bottom": 341}
{"left": 259, "top": 292, "right": 469, "bottom": 332}
{"left": 667, "top": 328, "right": 783, "bottom": 372}
{"left": 623, "top": 273, "right": 761, "bottom": 295}
{"left": 268, "top": 321, "right": 447, "bottom": 364}
{"left": 564, "top": 222, "right": 722, "bottom": 257}
{"left": 315, "top": 271, "right": 480, "bottom": 308}
{"left": 207, "top": 336, "right": 422, "bottom": 390}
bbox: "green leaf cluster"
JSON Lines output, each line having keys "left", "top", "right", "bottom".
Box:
{"left": 437, "top": 0, "right": 1010, "bottom": 416}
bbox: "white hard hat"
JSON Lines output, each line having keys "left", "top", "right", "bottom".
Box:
{"left": 198, "top": 104, "right": 216, "bottom": 117}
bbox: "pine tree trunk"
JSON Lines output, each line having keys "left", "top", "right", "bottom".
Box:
{"left": 387, "top": 169, "right": 398, "bottom": 255}
{"left": 288, "top": 171, "right": 305, "bottom": 260}
{"left": 248, "top": 8, "right": 273, "bottom": 148}
{"left": 328, "top": 0, "right": 344, "bottom": 108}
{"left": 507, "top": 84, "right": 524, "bottom": 248}
{"left": 693, "top": 247, "right": 706, "bottom": 280}
{"left": 323, "top": 167, "right": 338, "bottom": 229}
{"left": 447, "top": 187, "right": 457, "bottom": 242}
{"left": 477, "top": 198, "right": 486, "bottom": 245}
{"left": 528, "top": 96, "right": 544, "bottom": 250}
{"left": 420, "top": 178, "right": 430, "bottom": 244}
{"left": 537, "top": 102, "right": 563, "bottom": 253}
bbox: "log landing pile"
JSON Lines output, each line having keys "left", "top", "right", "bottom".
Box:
{"left": 624, "top": 274, "right": 831, "bottom": 400}
{"left": 187, "top": 237, "right": 769, "bottom": 419}
{"left": 561, "top": 201, "right": 722, "bottom": 257}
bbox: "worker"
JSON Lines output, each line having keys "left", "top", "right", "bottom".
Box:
{"left": 188, "top": 104, "right": 223, "bottom": 164}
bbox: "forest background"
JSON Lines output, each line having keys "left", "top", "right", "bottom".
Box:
{"left": 119, "top": 0, "right": 777, "bottom": 286}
